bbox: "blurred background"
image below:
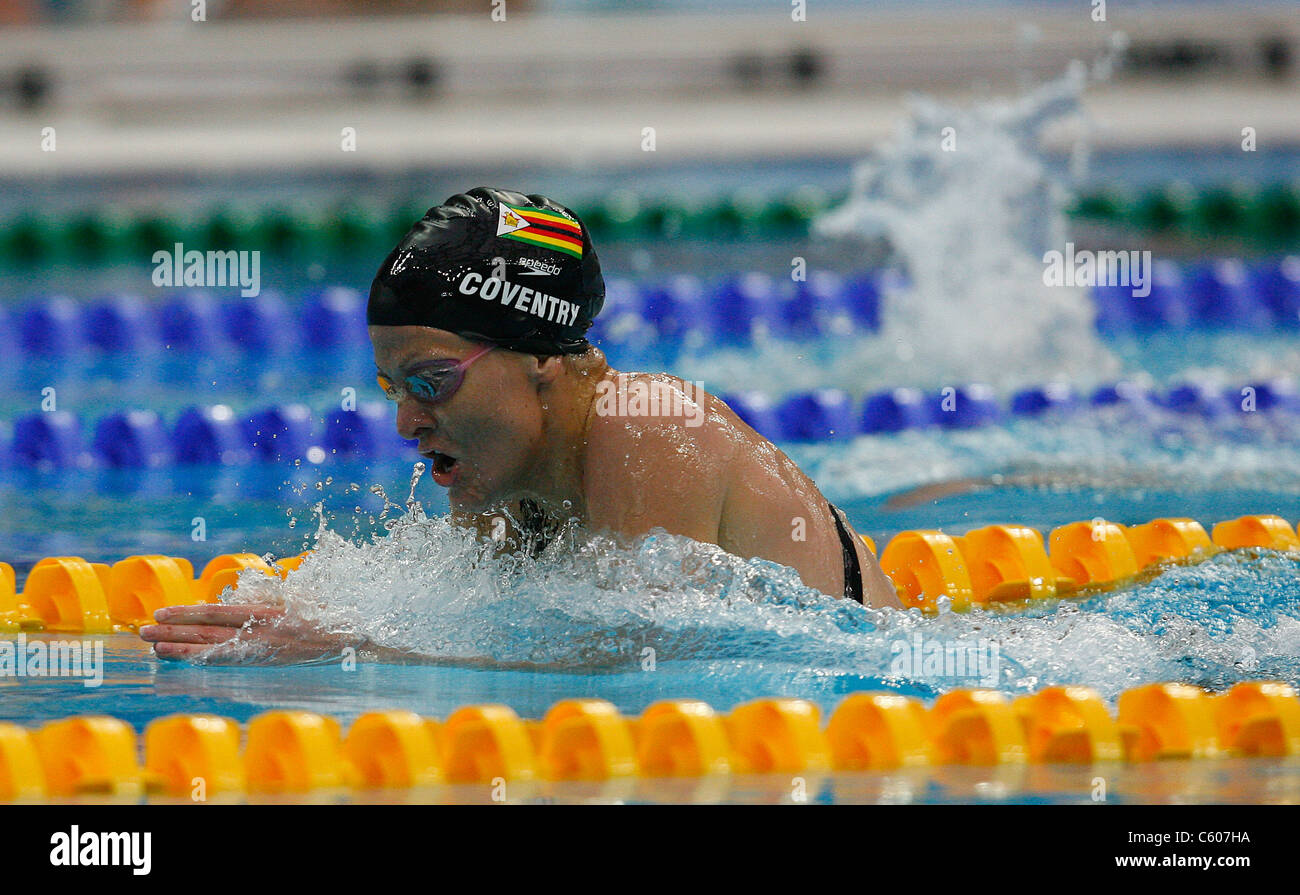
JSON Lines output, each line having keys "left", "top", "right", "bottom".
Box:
{"left": 1, "top": 0, "right": 1298, "bottom": 577}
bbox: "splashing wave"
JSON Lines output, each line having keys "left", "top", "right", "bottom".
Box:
{"left": 220, "top": 472, "right": 1300, "bottom": 703}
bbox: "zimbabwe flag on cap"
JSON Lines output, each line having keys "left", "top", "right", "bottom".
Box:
{"left": 495, "top": 202, "right": 584, "bottom": 259}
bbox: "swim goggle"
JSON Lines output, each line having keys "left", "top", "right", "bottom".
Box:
{"left": 375, "top": 343, "right": 496, "bottom": 405}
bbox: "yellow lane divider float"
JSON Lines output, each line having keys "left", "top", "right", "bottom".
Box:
{"left": 873, "top": 513, "right": 1294, "bottom": 611}
{"left": 0, "top": 682, "right": 1297, "bottom": 800}
{"left": 0, "top": 551, "right": 310, "bottom": 633}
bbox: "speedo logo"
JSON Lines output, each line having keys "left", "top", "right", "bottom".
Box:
{"left": 458, "top": 272, "right": 580, "bottom": 325}
{"left": 515, "top": 257, "right": 562, "bottom": 277}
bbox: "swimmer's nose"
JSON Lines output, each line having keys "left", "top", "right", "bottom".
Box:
{"left": 395, "top": 399, "right": 436, "bottom": 441}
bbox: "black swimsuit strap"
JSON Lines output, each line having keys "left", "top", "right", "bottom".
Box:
{"left": 829, "top": 502, "right": 865, "bottom": 604}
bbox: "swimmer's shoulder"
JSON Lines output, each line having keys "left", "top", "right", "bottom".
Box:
{"left": 582, "top": 371, "right": 733, "bottom": 539}
{"left": 585, "top": 371, "right": 740, "bottom": 463}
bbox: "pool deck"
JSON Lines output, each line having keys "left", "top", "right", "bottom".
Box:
{"left": 0, "top": 5, "right": 1296, "bottom": 177}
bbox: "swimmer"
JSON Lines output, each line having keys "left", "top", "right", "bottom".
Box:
{"left": 142, "top": 187, "right": 900, "bottom": 664}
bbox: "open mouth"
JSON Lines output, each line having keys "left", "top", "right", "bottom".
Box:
{"left": 425, "top": 450, "right": 460, "bottom": 487}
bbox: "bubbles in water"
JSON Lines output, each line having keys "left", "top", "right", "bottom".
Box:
{"left": 370, "top": 483, "right": 402, "bottom": 521}
{"left": 405, "top": 462, "right": 427, "bottom": 519}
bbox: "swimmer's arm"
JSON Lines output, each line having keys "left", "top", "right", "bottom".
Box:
{"left": 352, "top": 637, "right": 443, "bottom": 665}
{"left": 883, "top": 477, "right": 990, "bottom": 509}
{"left": 883, "top": 469, "right": 1081, "bottom": 510}
{"left": 140, "top": 604, "right": 378, "bottom": 666}
{"left": 141, "top": 604, "right": 469, "bottom": 666}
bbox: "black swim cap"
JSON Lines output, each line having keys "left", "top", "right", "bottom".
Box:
{"left": 368, "top": 187, "right": 604, "bottom": 355}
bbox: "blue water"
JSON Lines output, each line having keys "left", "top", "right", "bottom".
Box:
{"left": 2, "top": 59, "right": 1299, "bottom": 801}
{"left": 2, "top": 302, "right": 1299, "bottom": 731}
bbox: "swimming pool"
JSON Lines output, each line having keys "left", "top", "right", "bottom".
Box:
{"left": 3, "top": 71, "right": 1299, "bottom": 803}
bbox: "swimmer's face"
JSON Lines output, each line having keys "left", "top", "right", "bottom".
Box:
{"left": 370, "top": 326, "right": 557, "bottom": 512}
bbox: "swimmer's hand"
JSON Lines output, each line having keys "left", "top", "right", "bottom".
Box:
{"left": 139, "top": 603, "right": 363, "bottom": 666}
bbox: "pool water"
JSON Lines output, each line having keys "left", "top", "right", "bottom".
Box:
{"left": 2, "top": 65, "right": 1299, "bottom": 804}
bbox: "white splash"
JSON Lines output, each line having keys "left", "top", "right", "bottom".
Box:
{"left": 209, "top": 464, "right": 1300, "bottom": 705}
{"left": 811, "top": 59, "right": 1123, "bottom": 390}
